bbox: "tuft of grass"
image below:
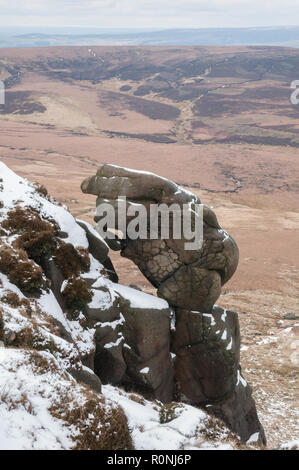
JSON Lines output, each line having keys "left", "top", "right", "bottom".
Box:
{"left": 200, "top": 415, "right": 238, "bottom": 442}
{"left": 1, "top": 304, "right": 59, "bottom": 353}
{"left": 7, "top": 326, "right": 35, "bottom": 348}
{"left": 29, "top": 350, "right": 55, "bottom": 374}
{"left": 54, "top": 243, "right": 90, "bottom": 279}
{"left": 2, "top": 206, "right": 58, "bottom": 264}
{"left": 62, "top": 277, "right": 93, "bottom": 313}
{"left": 129, "top": 393, "right": 146, "bottom": 406}
{"left": 18, "top": 230, "right": 57, "bottom": 264}
{"left": 33, "top": 337, "right": 58, "bottom": 354}
{"left": 0, "top": 244, "right": 48, "bottom": 295}
{"left": 50, "top": 388, "right": 134, "bottom": 450}
{"left": 159, "top": 402, "right": 183, "bottom": 424}
{"left": 0, "top": 291, "right": 32, "bottom": 316}
{"left": 5, "top": 322, "right": 60, "bottom": 354}
{"left": 32, "top": 182, "right": 49, "bottom": 199}
{"left": 0, "top": 390, "right": 34, "bottom": 415}
{"left": 2, "top": 206, "right": 58, "bottom": 235}
{"left": 193, "top": 414, "right": 255, "bottom": 450}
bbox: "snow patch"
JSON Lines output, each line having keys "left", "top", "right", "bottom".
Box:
{"left": 247, "top": 432, "right": 260, "bottom": 443}
{"left": 202, "top": 313, "right": 216, "bottom": 326}
{"left": 112, "top": 283, "right": 169, "bottom": 310}
{"left": 236, "top": 370, "right": 247, "bottom": 388}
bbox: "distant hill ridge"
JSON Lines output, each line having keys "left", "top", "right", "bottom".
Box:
{"left": 1, "top": 26, "right": 299, "bottom": 48}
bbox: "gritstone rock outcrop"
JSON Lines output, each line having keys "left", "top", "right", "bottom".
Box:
{"left": 81, "top": 164, "right": 266, "bottom": 445}
{"left": 0, "top": 162, "right": 266, "bottom": 448}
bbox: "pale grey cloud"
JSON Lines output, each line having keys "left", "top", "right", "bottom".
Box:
{"left": 0, "top": 0, "right": 299, "bottom": 28}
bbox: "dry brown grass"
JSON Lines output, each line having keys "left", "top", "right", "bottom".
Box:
{"left": 6, "top": 327, "right": 35, "bottom": 348}
{"left": 29, "top": 349, "right": 57, "bottom": 374}
{"left": 191, "top": 414, "right": 259, "bottom": 450}
{"left": 201, "top": 415, "right": 239, "bottom": 443}
{"left": 2, "top": 206, "right": 58, "bottom": 264}
{"left": 2, "top": 206, "right": 58, "bottom": 234}
{"left": 0, "top": 290, "right": 32, "bottom": 316}
{"left": 0, "top": 243, "right": 48, "bottom": 295}
{"left": 18, "top": 230, "right": 57, "bottom": 264}
{"left": 5, "top": 325, "right": 60, "bottom": 355}
{"left": 159, "top": 402, "right": 183, "bottom": 424}
{"left": 31, "top": 182, "right": 49, "bottom": 198}
{"left": 0, "top": 390, "right": 34, "bottom": 415}
{"left": 50, "top": 387, "right": 134, "bottom": 450}
{"left": 129, "top": 393, "right": 146, "bottom": 406}
{"left": 54, "top": 243, "right": 90, "bottom": 279}
{"left": 62, "top": 277, "right": 93, "bottom": 314}
{"left": 2, "top": 206, "right": 57, "bottom": 235}
{"left": 1, "top": 302, "right": 59, "bottom": 353}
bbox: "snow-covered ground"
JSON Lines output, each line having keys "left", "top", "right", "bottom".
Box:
{"left": 0, "top": 344, "right": 237, "bottom": 450}
{"left": 102, "top": 385, "right": 236, "bottom": 450}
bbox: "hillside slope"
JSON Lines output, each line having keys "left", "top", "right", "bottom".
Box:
{"left": 0, "top": 161, "right": 248, "bottom": 450}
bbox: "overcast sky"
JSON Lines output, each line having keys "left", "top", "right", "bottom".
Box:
{"left": 1, "top": 0, "right": 299, "bottom": 30}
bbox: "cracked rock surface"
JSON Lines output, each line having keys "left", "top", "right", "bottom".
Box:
{"left": 82, "top": 164, "right": 239, "bottom": 312}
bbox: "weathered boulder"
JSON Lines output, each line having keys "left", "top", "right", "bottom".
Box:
{"left": 172, "top": 306, "right": 240, "bottom": 403}
{"left": 77, "top": 219, "right": 118, "bottom": 282}
{"left": 117, "top": 287, "right": 173, "bottom": 403}
{"left": 172, "top": 305, "right": 266, "bottom": 444}
{"left": 207, "top": 375, "right": 267, "bottom": 445}
{"left": 81, "top": 164, "right": 239, "bottom": 312}
{"left": 68, "top": 366, "right": 102, "bottom": 394}
{"left": 87, "top": 283, "right": 174, "bottom": 403}
{"left": 42, "top": 258, "right": 65, "bottom": 309}
{"left": 81, "top": 164, "right": 265, "bottom": 444}
{"left": 94, "top": 320, "right": 127, "bottom": 385}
